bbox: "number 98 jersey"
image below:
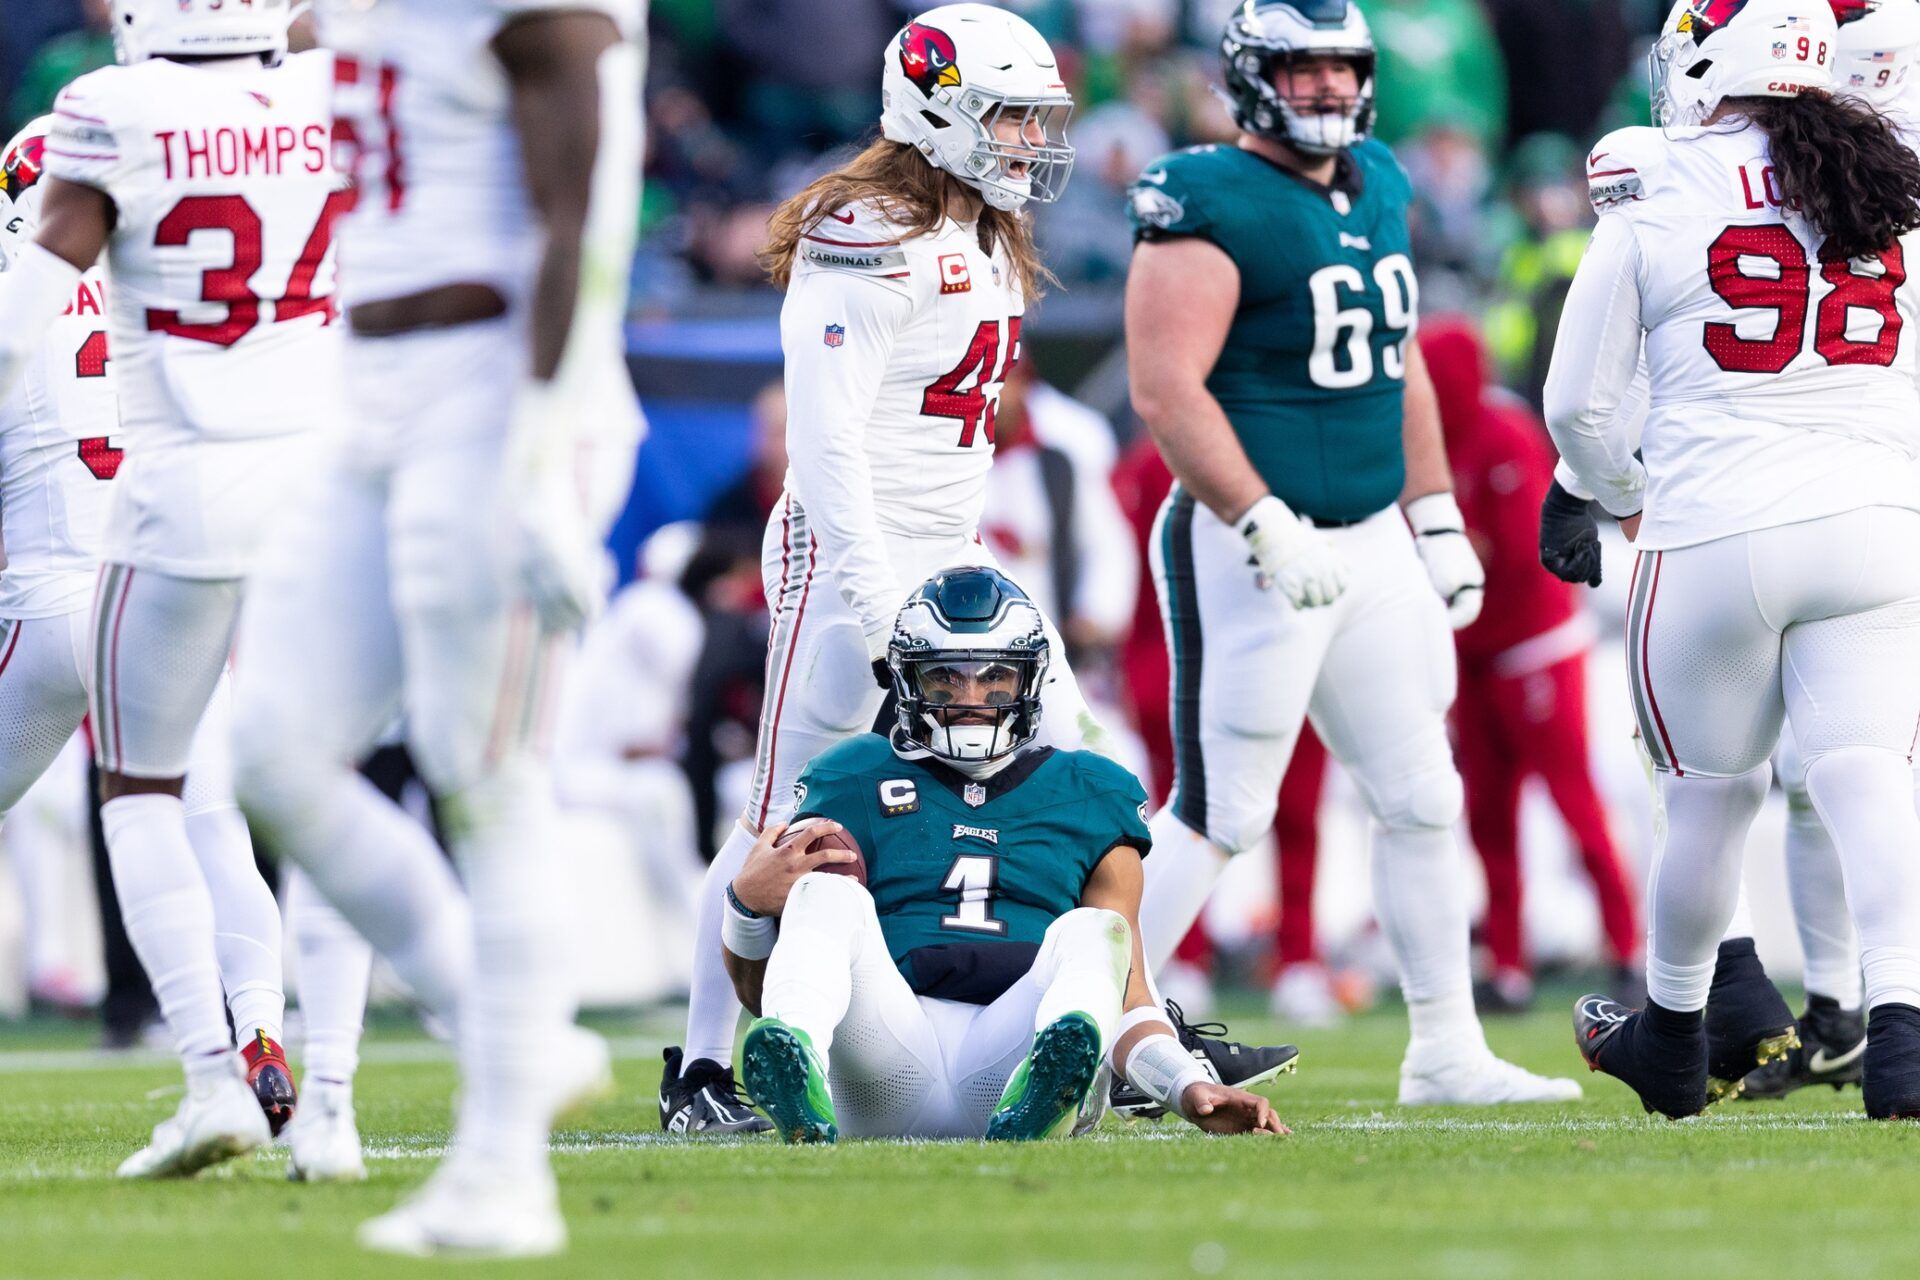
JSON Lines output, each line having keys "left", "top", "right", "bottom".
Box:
{"left": 45, "top": 53, "right": 342, "bottom": 451}
{"left": 1127, "top": 140, "right": 1418, "bottom": 523}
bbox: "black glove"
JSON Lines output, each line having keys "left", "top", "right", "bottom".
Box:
{"left": 872, "top": 657, "right": 892, "bottom": 690}
{"left": 1539, "top": 479, "right": 1604, "bottom": 588}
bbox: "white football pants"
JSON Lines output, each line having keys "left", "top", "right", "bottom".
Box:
{"left": 1626, "top": 507, "right": 1920, "bottom": 1013}
{"left": 760, "top": 872, "right": 1129, "bottom": 1138}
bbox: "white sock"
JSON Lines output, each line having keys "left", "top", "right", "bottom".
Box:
{"left": 684, "top": 821, "right": 754, "bottom": 1066}
{"left": 1138, "top": 807, "right": 1228, "bottom": 969}
{"left": 1646, "top": 767, "right": 1770, "bottom": 1012}
{"left": 1721, "top": 879, "right": 1756, "bottom": 942}
{"left": 1372, "top": 824, "right": 1484, "bottom": 1049}
{"left": 287, "top": 866, "right": 373, "bottom": 1085}
{"left": 243, "top": 765, "right": 472, "bottom": 1024}
{"left": 1783, "top": 789, "right": 1863, "bottom": 1009}
{"left": 101, "top": 794, "right": 232, "bottom": 1062}
{"left": 760, "top": 873, "right": 864, "bottom": 1060}
{"left": 184, "top": 801, "right": 284, "bottom": 1045}
{"left": 445, "top": 761, "right": 573, "bottom": 1175}
{"left": 1804, "top": 749, "right": 1920, "bottom": 1012}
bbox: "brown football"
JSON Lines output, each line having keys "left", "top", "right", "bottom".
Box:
{"left": 777, "top": 818, "right": 868, "bottom": 886}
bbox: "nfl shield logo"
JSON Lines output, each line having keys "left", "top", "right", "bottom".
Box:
{"left": 823, "top": 323, "right": 846, "bottom": 348}
{"left": 964, "top": 783, "right": 987, "bottom": 808}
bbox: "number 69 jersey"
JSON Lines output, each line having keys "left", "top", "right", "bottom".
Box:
{"left": 0, "top": 153, "right": 119, "bottom": 621}
{"left": 791, "top": 734, "right": 1151, "bottom": 1004}
{"left": 1126, "top": 140, "right": 1419, "bottom": 524}
{"left": 1570, "top": 124, "right": 1920, "bottom": 550}
{"left": 44, "top": 52, "right": 342, "bottom": 451}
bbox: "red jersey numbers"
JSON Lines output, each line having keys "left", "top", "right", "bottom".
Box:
{"left": 144, "top": 193, "right": 344, "bottom": 345}
{"left": 922, "top": 316, "right": 1021, "bottom": 447}
{"left": 77, "top": 436, "right": 124, "bottom": 481}
{"left": 1703, "top": 225, "right": 1904, "bottom": 373}
{"left": 74, "top": 330, "right": 110, "bottom": 379}
{"left": 332, "top": 56, "right": 405, "bottom": 214}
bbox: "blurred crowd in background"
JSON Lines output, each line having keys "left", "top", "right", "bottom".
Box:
{"left": 7, "top": 0, "right": 1805, "bottom": 1039}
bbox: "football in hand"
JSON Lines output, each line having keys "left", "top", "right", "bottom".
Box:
{"left": 777, "top": 817, "right": 867, "bottom": 886}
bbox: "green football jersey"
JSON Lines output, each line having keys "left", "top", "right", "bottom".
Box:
{"left": 791, "top": 736, "right": 1152, "bottom": 1004}
{"left": 1127, "top": 140, "right": 1418, "bottom": 522}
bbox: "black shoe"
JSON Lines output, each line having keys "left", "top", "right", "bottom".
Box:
{"left": 1109, "top": 1000, "right": 1299, "bottom": 1119}
{"left": 1863, "top": 1003, "right": 1920, "bottom": 1120}
{"left": 658, "top": 1046, "right": 774, "bottom": 1136}
{"left": 1607, "top": 964, "right": 1649, "bottom": 1010}
{"left": 1739, "top": 995, "right": 1866, "bottom": 1101}
{"left": 1474, "top": 970, "right": 1536, "bottom": 1016}
{"left": 1574, "top": 994, "right": 1708, "bottom": 1119}
{"left": 1703, "top": 938, "right": 1799, "bottom": 1102}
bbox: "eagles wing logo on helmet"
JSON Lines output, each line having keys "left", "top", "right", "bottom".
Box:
{"left": 2, "top": 133, "right": 45, "bottom": 202}
{"left": 898, "top": 21, "right": 962, "bottom": 96}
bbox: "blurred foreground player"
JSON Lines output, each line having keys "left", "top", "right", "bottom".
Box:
{"left": 231, "top": 0, "right": 647, "bottom": 1256}
{"left": 725, "top": 569, "right": 1289, "bottom": 1142}
{"left": 0, "top": 2, "right": 343, "bottom": 1176}
{"left": 1124, "top": 0, "right": 1575, "bottom": 1104}
{"left": 1552, "top": 0, "right": 1920, "bottom": 1120}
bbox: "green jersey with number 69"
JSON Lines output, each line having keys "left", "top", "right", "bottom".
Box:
{"left": 1127, "top": 140, "right": 1418, "bottom": 521}
{"left": 791, "top": 735, "right": 1151, "bottom": 1004}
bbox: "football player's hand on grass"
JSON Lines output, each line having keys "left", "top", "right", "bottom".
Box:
{"left": 731, "top": 819, "right": 859, "bottom": 917}
{"left": 1182, "top": 1083, "right": 1289, "bottom": 1136}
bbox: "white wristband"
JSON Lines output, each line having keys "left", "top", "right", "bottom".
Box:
{"left": 720, "top": 888, "right": 777, "bottom": 962}
{"left": 1123, "top": 1033, "right": 1214, "bottom": 1120}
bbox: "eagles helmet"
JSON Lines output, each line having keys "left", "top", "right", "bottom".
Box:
{"left": 110, "top": 0, "right": 293, "bottom": 66}
{"left": 1219, "top": 0, "right": 1378, "bottom": 156}
{"left": 1648, "top": 0, "right": 1837, "bottom": 128}
{"left": 1834, "top": 0, "right": 1920, "bottom": 109}
{"left": 888, "top": 567, "right": 1050, "bottom": 767}
{"left": 880, "top": 3, "right": 1075, "bottom": 212}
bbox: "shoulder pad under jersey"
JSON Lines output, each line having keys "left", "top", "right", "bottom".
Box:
{"left": 1584, "top": 126, "right": 1671, "bottom": 216}
{"left": 794, "top": 198, "right": 913, "bottom": 280}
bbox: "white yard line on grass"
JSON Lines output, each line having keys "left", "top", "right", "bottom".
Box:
{"left": 0, "top": 1031, "right": 676, "bottom": 1076}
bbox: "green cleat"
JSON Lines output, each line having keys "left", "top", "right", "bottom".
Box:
{"left": 741, "top": 1018, "right": 838, "bottom": 1145}
{"left": 987, "top": 1011, "right": 1104, "bottom": 1142}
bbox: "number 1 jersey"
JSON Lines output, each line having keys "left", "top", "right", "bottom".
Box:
{"left": 45, "top": 53, "right": 342, "bottom": 451}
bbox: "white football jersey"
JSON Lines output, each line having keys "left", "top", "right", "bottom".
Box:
{"left": 317, "top": 0, "right": 645, "bottom": 316}
{"left": 1578, "top": 123, "right": 1920, "bottom": 548}
{"left": 0, "top": 185, "right": 118, "bottom": 618}
{"left": 780, "top": 200, "right": 1027, "bottom": 544}
{"left": 44, "top": 53, "right": 342, "bottom": 450}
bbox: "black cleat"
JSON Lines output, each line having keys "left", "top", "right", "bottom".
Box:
{"left": 1703, "top": 938, "right": 1799, "bottom": 1102}
{"left": 658, "top": 1046, "right": 774, "bottom": 1136}
{"left": 1574, "top": 994, "right": 1708, "bottom": 1119}
{"left": 1474, "top": 970, "right": 1536, "bottom": 1016}
{"left": 1739, "top": 995, "right": 1866, "bottom": 1101}
{"left": 1864, "top": 1003, "right": 1920, "bottom": 1120}
{"left": 1109, "top": 1000, "right": 1299, "bottom": 1119}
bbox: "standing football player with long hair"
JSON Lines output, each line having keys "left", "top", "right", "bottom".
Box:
{"left": 1123, "top": 0, "right": 1579, "bottom": 1105}
{"left": 1553, "top": 0, "right": 1920, "bottom": 1120}
{"left": 0, "top": 1, "right": 351, "bottom": 1176}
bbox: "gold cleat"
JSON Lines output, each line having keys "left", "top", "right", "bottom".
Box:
{"left": 1707, "top": 1027, "right": 1801, "bottom": 1104}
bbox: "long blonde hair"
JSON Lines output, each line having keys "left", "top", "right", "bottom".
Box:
{"left": 762, "top": 139, "right": 1055, "bottom": 301}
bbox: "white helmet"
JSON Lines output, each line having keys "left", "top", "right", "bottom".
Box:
{"left": 110, "top": 0, "right": 292, "bottom": 66}
{"left": 1, "top": 118, "right": 53, "bottom": 267}
{"left": 1649, "top": 0, "right": 1838, "bottom": 128}
{"left": 1835, "top": 0, "right": 1920, "bottom": 108}
{"left": 879, "top": 4, "right": 1075, "bottom": 213}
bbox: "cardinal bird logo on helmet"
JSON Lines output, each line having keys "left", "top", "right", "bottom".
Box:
{"left": 1828, "top": 0, "right": 1873, "bottom": 23}
{"left": 898, "top": 22, "right": 962, "bottom": 96}
{"left": 1, "top": 133, "right": 44, "bottom": 201}
{"left": 1680, "top": 0, "right": 1754, "bottom": 34}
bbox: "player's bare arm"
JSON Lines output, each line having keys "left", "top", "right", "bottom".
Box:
{"left": 721, "top": 820, "right": 859, "bottom": 1015}
{"left": 1124, "top": 238, "right": 1263, "bottom": 525}
{"left": 1398, "top": 341, "right": 1485, "bottom": 627}
{"left": 494, "top": 9, "right": 622, "bottom": 381}
{"left": 1079, "top": 845, "right": 1286, "bottom": 1136}
{"left": 1397, "top": 341, "right": 1452, "bottom": 507}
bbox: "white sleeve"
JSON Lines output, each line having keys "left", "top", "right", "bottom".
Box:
{"left": 43, "top": 73, "right": 133, "bottom": 195}
{"left": 1067, "top": 454, "right": 1138, "bottom": 639}
{"left": 1543, "top": 213, "right": 1649, "bottom": 519}
{"left": 779, "top": 267, "right": 917, "bottom": 649}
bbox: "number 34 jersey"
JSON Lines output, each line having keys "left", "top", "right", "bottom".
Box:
{"left": 1572, "top": 124, "right": 1920, "bottom": 550}
{"left": 45, "top": 53, "right": 342, "bottom": 451}
{"left": 1127, "top": 140, "right": 1418, "bottom": 523}
{"left": 792, "top": 735, "right": 1150, "bottom": 1004}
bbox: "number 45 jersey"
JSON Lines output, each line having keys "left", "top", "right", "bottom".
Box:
{"left": 1127, "top": 140, "right": 1418, "bottom": 523}
{"left": 1567, "top": 124, "right": 1920, "bottom": 551}
{"left": 792, "top": 735, "right": 1151, "bottom": 1004}
{"left": 45, "top": 52, "right": 342, "bottom": 451}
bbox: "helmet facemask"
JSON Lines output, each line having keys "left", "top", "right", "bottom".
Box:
{"left": 965, "top": 93, "right": 1075, "bottom": 211}
{"left": 1219, "top": 2, "right": 1378, "bottom": 157}
{"left": 894, "top": 652, "right": 1047, "bottom": 765}
{"left": 1258, "top": 49, "right": 1377, "bottom": 155}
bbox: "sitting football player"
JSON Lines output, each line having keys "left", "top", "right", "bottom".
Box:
{"left": 721, "top": 567, "right": 1289, "bottom": 1142}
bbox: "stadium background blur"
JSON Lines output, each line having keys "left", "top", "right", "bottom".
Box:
{"left": 2, "top": 0, "right": 1811, "bottom": 1030}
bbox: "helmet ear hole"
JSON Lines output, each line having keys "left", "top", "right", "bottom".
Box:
{"left": 919, "top": 109, "right": 950, "bottom": 130}
{"left": 1686, "top": 59, "right": 1714, "bottom": 79}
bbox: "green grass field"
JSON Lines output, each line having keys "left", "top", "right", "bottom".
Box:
{"left": 2, "top": 991, "right": 1915, "bottom": 1280}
